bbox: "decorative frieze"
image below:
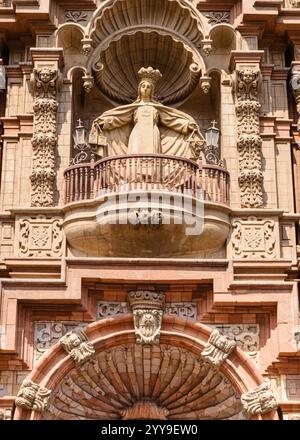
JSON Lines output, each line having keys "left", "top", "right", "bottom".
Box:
{"left": 204, "top": 11, "right": 230, "bottom": 24}
{"left": 128, "top": 290, "right": 165, "bottom": 345}
{"left": 210, "top": 324, "right": 259, "bottom": 362}
{"left": 30, "top": 67, "right": 61, "bottom": 207}
{"left": 15, "top": 378, "right": 51, "bottom": 412}
{"left": 34, "top": 321, "right": 86, "bottom": 361}
{"left": 232, "top": 216, "right": 278, "bottom": 259}
{"left": 241, "top": 381, "right": 278, "bottom": 418}
{"left": 165, "top": 302, "right": 197, "bottom": 320}
{"left": 65, "top": 11, "right": 90, "bottom": 24}
{"left": 201, "top": 329, "right": 236, "bottom": 369}
{"left": 60, "top": 328, "right": 95, "bottom": 366}
{"left": 234, "top": 67, "right": 263, "bottom": 208}
{"left": 17, "top": 216, "right": 63, "bottom": 257}
{"left": 97, "top": 301, "right": 129, "bottom": 319}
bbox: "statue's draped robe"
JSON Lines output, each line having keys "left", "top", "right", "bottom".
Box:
{"left": 89, "top": 101, "right": 203, "bottom": 159}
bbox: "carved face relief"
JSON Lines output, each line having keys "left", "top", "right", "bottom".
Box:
{"left": 139, "top": 80, "right": 153, "bottom": 100}
{"left": 133, "top": 309, "right": 163, "bottom": 345}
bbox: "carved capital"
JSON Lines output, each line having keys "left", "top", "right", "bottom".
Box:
{"left": 30, "top": 67, "right": 61, "bottom": 100}
{"left": 128, "top": 290, "right": 165, "bottom": 345}
{"left": 241, "top": 381, "right": 278, "bottom": 418}
{"left": 60, "top": 328, "right": 95, "bottom": 366}
{"left": 201, "top": 329, "right": 236, "bottom": 369}
{"left": 15, "top": 378, "right": 51, "bottom": 412}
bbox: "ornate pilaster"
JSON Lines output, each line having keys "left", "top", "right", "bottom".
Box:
{"left": 200, "top": 329, "right": 236, "bottom": 369}
{"left": 232, "top": 54, "right": 264, "bottom": 208}
{"left": 60, "top": 328, "right": 95, "bottom": 366}
{"left": 30, "top": 66, "right": 61, "bottom": 206}
{"left": 128, "top": 290, "right": 165, "bottom": 345}
{"left": 15, "top": 378, "right": 51, "bottom": 413}
{"left": 241, "top": 381, "right": 278, "bottom": 418}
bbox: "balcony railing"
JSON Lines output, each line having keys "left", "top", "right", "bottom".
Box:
{"left": 63, "top": 154, "right": 230, "bottom": 205}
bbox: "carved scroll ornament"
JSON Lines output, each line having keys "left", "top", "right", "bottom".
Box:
{"left": 201, "top": 329, "right": 236, "bottom": 369}
{"left": 60, "top": 328, "right": 95, "bottom": 366}
{"left": 30, "top": 67, "right": 61, "bottom": 207}
{"left": 15, "top": 378, "right": 51, "bottom": 412}
{"left": 235, "top": 67, "right": 263, "bottom": 208}
{"left": 241, "top": 381, "right": 278, "bottom": 418}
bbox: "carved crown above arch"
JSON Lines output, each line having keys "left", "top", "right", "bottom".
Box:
{"left": 79, "top": 0, "right": 205, "bottom": 104}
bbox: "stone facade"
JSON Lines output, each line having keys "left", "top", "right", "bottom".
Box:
{"left": 0, "top": 0, "right": 300, "bottom": 421}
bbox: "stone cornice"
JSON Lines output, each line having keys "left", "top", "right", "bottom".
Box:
{"left": 229, "top": 50, "right": 265, "bottom": 71}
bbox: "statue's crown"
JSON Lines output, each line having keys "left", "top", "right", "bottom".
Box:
{"left": 138, "top": 67, "right": 162, "bottom": 88}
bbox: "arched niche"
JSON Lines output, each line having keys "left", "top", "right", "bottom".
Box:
{"left": 14, "top": 317, "right": 278, "bottom": 420}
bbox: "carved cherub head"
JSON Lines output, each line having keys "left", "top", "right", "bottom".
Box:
{"left": 38, "top": 67, "right": 54, "bottom": 84}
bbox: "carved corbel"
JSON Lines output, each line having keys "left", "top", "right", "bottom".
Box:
{"left": 200, "top": 329, "right": 236, "bottom": 369}
{"left": 60, "top": 328, "right": 95, "bottom": 366}
{"left": 200, "top": 75, "right": 212, "bottom": 94}
{"left": 241, "top": 381, "right": 278, "bottom": 418}
{"left": 128, "top": 290, "right": 165, "bottom": 345}
{"left": 15, "top": 378, "right": 51, "bottom": 412}
{"left": 30, "top": 66, "right": 62, "bottom": 207}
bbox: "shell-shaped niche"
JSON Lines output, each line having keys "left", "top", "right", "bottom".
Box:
{"left": 90, "top": 0, "right": 204, "bottom": 48}
{"left": 43, "top": 344, "right": 245, "bottom": 420}
{"left": 93, "top": 31, "right": 201, "bottom": 104}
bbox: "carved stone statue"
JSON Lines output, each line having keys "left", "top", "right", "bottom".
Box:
{"left": 89, "top": 67, "right": 204, "bottom": 159}
{"left": 60, "top": 328, "right": 95, "bottom": 366}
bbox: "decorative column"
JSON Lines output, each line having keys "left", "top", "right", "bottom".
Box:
{"left": 232, "top": 53, "right": 264, "bottom": 208}
{"left": 128, "top": 290, "right": 165, "bottom": 345}
{"left": 30, "top": 50, "right": 63, "bottom": 206}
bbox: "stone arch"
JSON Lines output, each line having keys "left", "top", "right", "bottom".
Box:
{"left": 14, "top": 316, "right": 278, "bottom": 420}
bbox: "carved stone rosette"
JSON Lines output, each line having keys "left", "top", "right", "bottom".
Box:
{"left": 128, "top": 290, "right": 165, "bottom": 345}
{"left": 241, "top": 381, "right": 278, "bottom": 418}
{"left": 234, "top": 67, "right": 263, "bottom": 208}
{"left": 200, "top": 329, "right": 236, "bottom": 369}
{"left": 15, "top": 378, "right": 51, "bottom": 412}
{"left": 30, "top": 67, "right": 61, "bottom": 207}
{"left": 60, "top": 328, "right": 95, "bottom": 366}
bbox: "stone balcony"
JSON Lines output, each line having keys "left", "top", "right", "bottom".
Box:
{"left": 63, "top": 154, "right": 231, "bottom": 257}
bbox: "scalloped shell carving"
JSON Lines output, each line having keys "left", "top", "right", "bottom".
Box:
{"left": 93, "top": 31, "right": 202, "bottom": 104}
{"left": 90, "top": 0, "right": 204, "bottom": 48}
{"left": 43, "top": 343, "right": 245, "bottom": 420}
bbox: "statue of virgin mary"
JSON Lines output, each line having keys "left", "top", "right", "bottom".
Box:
{"left": 89, "top": 67, "right": 204, "bottom": 159}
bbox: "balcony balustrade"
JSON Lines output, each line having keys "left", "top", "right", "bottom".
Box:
{"left": 64, "top": 154, "right": 230, "bottom": 206}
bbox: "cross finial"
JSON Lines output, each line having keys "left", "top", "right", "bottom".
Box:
{"left": 77, "top": 119, "right": 83, "bottom": 127}
{"left": 211, "top": 120, "right": 218, "bottom": 128}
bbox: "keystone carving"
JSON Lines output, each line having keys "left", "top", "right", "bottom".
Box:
{"left": 241, "top": 381, "right": 278, "bottom": 418}
{"left": 30, "top": 67, "right": 61, "bottom": 207}
{"left": 201, "top": 329, "right": 236, "bottom": 369}
{"left": 60, "top": 328, "right": 95, "bottom": 366}
{"left": 128, "top": 290, "right": 165, "bottom": 345}
{"left": 234, "top": 67, "right": 263, "bottom": 208}
{"left": 15, "top": 378, "right": 51, "bottom": 412}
